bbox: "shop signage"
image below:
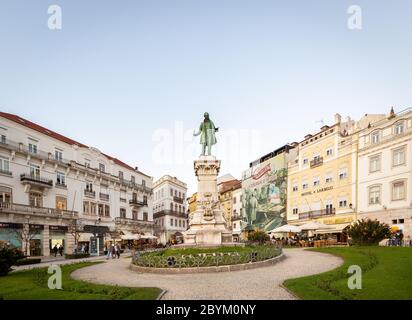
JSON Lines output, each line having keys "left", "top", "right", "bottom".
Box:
{"left": 301, "top": 186, "right": 333, "bottom": 197}
{"left": 29, "top": 224, "right": 44, "bottom": 231}
{"left": 84, "top": 225, "right": 109, "bottom": 235}
{"left": 50, "top": 225, "right": 68, "bottom": 232}
{"left": 0, "top": 223, "right": 23, "bottom": 229}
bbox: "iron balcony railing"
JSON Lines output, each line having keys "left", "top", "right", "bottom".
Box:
{"left": 129, "top": 199, "right": 148, "bottom": 207}
{"left": 0, "top": 139, "right": 70, "bottom": 165}
{"left": 310, "top": 157, "right": 323, "bottom": 168}
{"left": 0, "top": 202, "right": 78, "bottom": 218}
{"left": 173, "top": 196, "right": 184, "bottom": 204}
{"left": 84, "top": 190, "right": 96, "bottom": 198}
{"left": 0, "top": 169, "right": 12, "bottom": 176}
{"left": 114, "top": 217, "right": 154, "bottom": 226}
{"left": 99, "top": 192, "right": 110, "bottom": 201}
{"left": 153, "top": 210, "right": 188, "bottom": 219}
{"left": 20, "top": 173, "right": 53, "bottom": 187}
{"left": 299, "top": 208, "right": 336, "bottom": 220}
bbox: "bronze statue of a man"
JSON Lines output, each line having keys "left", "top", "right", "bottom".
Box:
{"left": 193, "top": 112, "right": 219, "bottom": 156}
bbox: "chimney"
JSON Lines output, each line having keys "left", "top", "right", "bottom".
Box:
{"left": 335, "top": 113, "right": 342, "bottom": 124}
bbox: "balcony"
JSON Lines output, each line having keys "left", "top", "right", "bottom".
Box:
{"left": 298, "top": 208, "right": 336, "bottom": 220}
{"left": 20, "top": 173, "right": 53, "bottom": 187}
{"left": 173, "top": 196, "right": 184, "bottom": 204}
{"left": 153, "top": 210, "right": 188, "bottom": 219}
{"left": 0, "top": 202, "right": 78, "bottom": 219}
{"left": 99, "top": 192, "right": 110, "bottom": 201}
{"left": 84, "top": 190, "right": 96, "bottom": 198}
{"left": 129, "top": 199, "right": 147, "bottom": 207}
{"left": 310, "top": 157, "right": 323, "bottom": 168}
{"left": 0, "top": 169, "right": 12, "bottom": 176}
{"left": 119, "top": 179, "right": 152, "bottom": 194}
{"left": 114, "top": 217, "right": 154, "bottom": 227}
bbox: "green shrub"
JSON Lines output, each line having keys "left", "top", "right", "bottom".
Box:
{"left": 247, "top": 230, "right": 270, "bottom": 244}
{"left": 347, "top": 219, "right": 391, "bottom": 246}
{"left": 65, "top": 253, "right": 90, "bottom": 259}
{"left": 0, "top": 247, "right": 25, "bottom": 276}
{"left": 14, "top": 258, "right": 42, "bottom": 266}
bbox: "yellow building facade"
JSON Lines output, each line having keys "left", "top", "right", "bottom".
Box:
{"left": 218, "top": 180, "right": 241, "bottom": 230}
{"left": 287, "top": 114, "right": 359, "bottom": 239}
{"left": 187, "top": 193, "right": 197, "bottom": 217}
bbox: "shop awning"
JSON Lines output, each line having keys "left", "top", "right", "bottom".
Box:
{"left": 121, "top": 231, "right": 140, "bottom": 240}
{"left": 315, "top": 224, "right": 349, "bottom": 234}
{"left": 140, "top": 233, "right": 158, "bottom": 240}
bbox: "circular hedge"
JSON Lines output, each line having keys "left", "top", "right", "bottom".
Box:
{"left": 133, "top": 245, "right": 281, "bottom": 269}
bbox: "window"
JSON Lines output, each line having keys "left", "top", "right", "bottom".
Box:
{"left": 29, "top": 192, "right": 42, "bottom": 207}
{"left": 83, "top": 201, "right": 90, "bottom": 214}
{"left": 313, "top": 177, "right": 320, "bottom": 186}
{"left": 0, "top": 135, "right": 6, "bottom": 144}
{"left": 56, "top": 172, "right": 66, "bottom": 186}
{"left": 179, "top": 220, "right": 182, "bottom": 227}
{"left": 0, "top": 157, "right": 10, "bottom": 173}
{"left": 119, "top": 171, "right": 123, "bottom": 180}
{"left": 90, "top": 202, "right": 96, "bottom": 215}
{"left": 86, "top": 182, "right": 93, "bottom": 192}
{"left": 339, "top": 199, "right": 347, "bottom": 208}
{"left": 143, "top": 195, "right": 147, "bottom": 204}
{"left": 371, "top": 131, "right": 380, "bottom": 144}
{"left": 170, "top": 218, "right": 173, "bottom": 226}
{"left": 369, "top": 155, "right": 381, "bottom": 173}
{"left": 392, "top": 147, "right": 406, "bottom": 167}
{"left": 132, "top": 210, "right": 138, "bottom": 220}
{"left": 0, "top": 186, "right": 12, "bottom": 203}
{"left": 54, "top": 149, "right": 63, "bottom": 161}
{"left": 120, "top": 208, "right": 126, "bottom": 218}
{"left": 303, "top": 158, "right": 308, "bottom": 165}
{"left": 392, "top": 181, "right": 406, "bottom": 201}
{"left": 395, "top": 122, "right": 404, "bottom": 135}
{"left": 292, "top": 185, "right": 298, "bottom": 192}
{"left": 369, "top": 185, "right": 381, "bottom": 205}
{"left": 233, "top": 197, "right": 237, "bottom": 204}
{"left": 131, "top": 176, "right": 135, "bottom": 184}
{"left": 313, "top": 154, "right": 321, "bottom": 162}
{"left": 98, "top": 204, "right": 104, "bottom": 216}
{"left": 29, "top": 164, "right": 40, "bottom": 178}
{"left": 85, "top": 161, "right": 90, "bottom": 168}
{"left": 142, "top": 180, "right": 146, "bottom": 187}
{"left": 28, "top": 142, "right": 38, "bottom": 154}
{"left": 325, "top": 175, "right": 333, "bottom": 184}
{"left": 326, "top": 204, "right": 333, "bottom": 213}
{"left": 99, "top": 163, "right": 105, "bottom": 172}
{"left": 170, "top": 188, "right": 173, "bottom": 196}
{"left": 182, "top": 221, "right": 185, "bottom": 228}
{"left": 292, "top": 208, "right": 298, "bottom": 214}
{"left": 56, "top": 196, "right": 67, "bottom": 210}
{"left": 326, "top": 148, "right": 333, "bottom": 156}
{"left": 399, "top": 219, "right": 405, "bottom": 224}
{"left": 170, "top": 203, "right": 173, "bottom": 211}
{"left": 105, "top": 205, "right": 110, "bottom": 217}
{"left": 302, "top": 183, "right": 309, "bottom": 189}
{"left": 339, "top": 169, "right": 348, "bottom": 180}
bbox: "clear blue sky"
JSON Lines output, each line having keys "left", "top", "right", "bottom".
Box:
{"left": 1, "top": 0, "right": 411, "bottom": 194}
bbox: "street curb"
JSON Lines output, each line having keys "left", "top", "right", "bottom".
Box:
{"left": 130, "top": 252, "right": 285, "bottom": 274}
{"left": 156, "top": 289, "right": 167, "bottom": 300}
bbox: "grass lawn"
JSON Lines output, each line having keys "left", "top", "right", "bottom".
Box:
{"left": 283, "top": 246, "right": 412, "bottom": 300}
{"left": 0, "top": 262, "right": 161, "bottom": 300}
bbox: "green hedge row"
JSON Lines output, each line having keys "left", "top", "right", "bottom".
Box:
{"left": 14, "top": 258, "right": 42, "bottom": 266}
{"left": 65, "top": 253, "right": 90, "bottom": 259}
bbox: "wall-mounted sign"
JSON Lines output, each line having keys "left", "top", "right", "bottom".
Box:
{"left": 0, "top": 223, "right": 23, "bottom": 229}
{"left": 49, "top": 225, "right": 68, "bottom": 232}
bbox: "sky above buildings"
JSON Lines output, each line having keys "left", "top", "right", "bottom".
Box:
{"left": 1, "top": 0, "right": 411, "bottom": 194}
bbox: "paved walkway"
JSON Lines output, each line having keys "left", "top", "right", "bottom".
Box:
{"left": 71, "top": 248, "right": 343, "bottom": 300}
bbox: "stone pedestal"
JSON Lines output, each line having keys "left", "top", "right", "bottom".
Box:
{"left": 184, "top": 156, "right": 233, "bottom": 246}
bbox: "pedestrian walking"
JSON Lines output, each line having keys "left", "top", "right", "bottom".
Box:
{"left": 58, "top": 245, "right": 64, "bottom": 256}
{"left": 115, "top": 244, "right": 121, "bottom": 259}
{"left": 52, "top": 244, "right": 58, "bottom": 257}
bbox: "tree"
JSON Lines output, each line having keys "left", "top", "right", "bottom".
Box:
{"left": 68, "top": 218, "right": 85, "bottom": 252}
{"left": 347, "top": 219, "right": 391, "bottom": 246}
{"left": 247, "top": 230, "right": 270, "bottom": 244}
{"left": 0, "top": 247, "right": 25, "bottom": 276}
{"left": 10, "top": 217, "right": 41, "bottom": 256}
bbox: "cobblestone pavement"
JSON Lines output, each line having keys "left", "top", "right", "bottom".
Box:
{"left": 71, "top": 248, "right": 342, "bottom": 300}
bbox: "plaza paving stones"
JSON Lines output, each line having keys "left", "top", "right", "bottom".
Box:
{"left": 71, "top": 248, "right": 343, "bottom": 300}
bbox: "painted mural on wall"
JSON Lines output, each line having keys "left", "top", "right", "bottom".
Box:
{"left": 241, "top": 155, "right": 287, "bottom": 232}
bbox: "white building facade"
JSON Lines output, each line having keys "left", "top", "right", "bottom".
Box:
{"left": 153, "top": 175, "right": 188, "bottom": 244}
{"left": 358, "top": 108, "right": 412, "bottom": 238}
{"left": 231, "top": 186, "right": 244, "bottom": 241}
{"left": 0, "top": 112, "right": 153, "bottom": 256}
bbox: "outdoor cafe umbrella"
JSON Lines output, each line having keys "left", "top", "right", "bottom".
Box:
{"left": 299, "top": 221, "right": 333, "bottom": 231}
{"left": 269, "top": 225, "right": 302, "bottom": 233}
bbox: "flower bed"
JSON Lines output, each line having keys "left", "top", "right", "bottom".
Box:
{"left": 133, "top": 245, "right": 281, "bottom": 268}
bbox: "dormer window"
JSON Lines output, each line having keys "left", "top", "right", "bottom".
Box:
{"left": 99, "top": 163, "right": 105, "bottom": 172}
{"left": 371, "top": 131, "right": 380, "bottom": 144}
{"left": 395, "top": 122, "right": 404, "bottom": 135}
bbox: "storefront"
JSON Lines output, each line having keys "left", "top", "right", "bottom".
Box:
{"left": 29, "top": 224, "right": 44, "bottom": 256}
{"left": 49, "top": 225, "right": 68, "bottom": 255}
{"left": 0, "top": 222, "right": 23, "bottom": 248}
